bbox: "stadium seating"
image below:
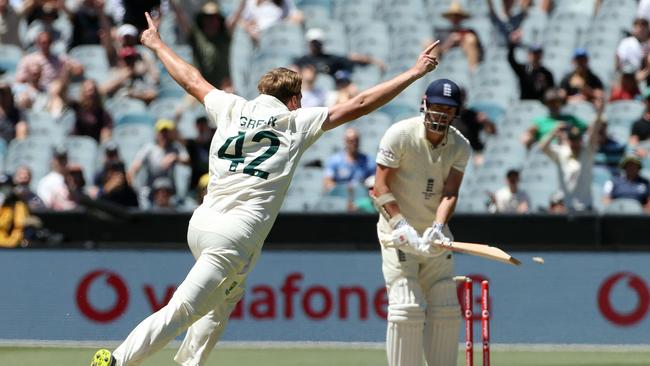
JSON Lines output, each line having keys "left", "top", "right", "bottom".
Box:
{"left": 603, "top": 198, "right": 645, "bottom": 214}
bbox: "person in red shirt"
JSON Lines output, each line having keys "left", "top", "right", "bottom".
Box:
{"left": 610, "top": 65, "right": 641, "bottom": 102}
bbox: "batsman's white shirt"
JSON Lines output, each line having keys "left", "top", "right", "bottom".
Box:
{"left": 190, "top": 89, "right": 328, "bottom": 249}
{"left": 376, "top": 116, "right": 471, "bottom": 238}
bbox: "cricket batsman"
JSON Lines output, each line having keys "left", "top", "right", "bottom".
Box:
{"left": 90, "top": 11, "right": 442, "bottom": 366}
{"left": 373, "top": 79, "right": 471, "bottom": 366}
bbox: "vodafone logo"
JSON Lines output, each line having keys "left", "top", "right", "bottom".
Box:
{"left": 76, "top": 270, "right": 129, "bottom": 323}
{"left": 597, "top": 272, "right": 650, "bottom": 327}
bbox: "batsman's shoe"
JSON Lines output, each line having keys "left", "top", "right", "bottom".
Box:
{"left": 90, "top": 349, "right": 115, "bottom": 366}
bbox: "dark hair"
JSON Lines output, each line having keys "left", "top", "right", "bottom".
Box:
{"left": 506, "top": 169, "right": 519, "bottom": 179}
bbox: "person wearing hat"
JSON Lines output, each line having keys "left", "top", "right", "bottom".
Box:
{"left": 171, "top": 1, "right": 243, "bottom": 90}
{"left": 559, "top": 48, "right": 604, "bottom": 104}
{"left": 603, "top": 155, "right": 650, "bottom": 211}
{"left": 101, "top": 41, "right": 159, "bottom": 103}
{"left": 150, "top": 176, "right": 176, "bottom": 210}
{"left": 127, "top": 119, "right": 190, "bottom": 204}
{"left": 293, "top": 27, "right": 386, "bottom": 77}
{"left": 435, "top": 1, "right": 482, "bottom": 71}
{"left": 522, "top": 87, "right": 588, "bottom": 149}
{"left": 373, "top": 78, "right": 471, "bottom": 366}
{"left": 629, "top": 88, "right": 650, "bottom": 156}
{"left": 539, "top": 100, "right": 605, "bottom": 212}
{"left": 616, "top": 18, "right": 650, "bottom": 72}
{"left": 507, "top": 29, "right": 555, "bottom": 101}
{"left": 91, "top": 10, "right": 441, "bottom": 366}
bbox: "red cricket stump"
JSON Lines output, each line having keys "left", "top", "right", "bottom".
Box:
{"left": 481, "top": 280, "right": 490, "bottom": 366}
{"left": 463, "top": 278, "right": 473, "bottom": 366}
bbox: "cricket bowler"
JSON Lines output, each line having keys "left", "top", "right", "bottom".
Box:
{"left": 90, "top": 12, "right": 442, "bottom": 366}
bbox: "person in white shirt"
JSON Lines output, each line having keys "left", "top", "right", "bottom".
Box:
{"left": 616, "top": 18, "right": 649, "bottom": 71}
{"left": 490, "top": 169, "right": 530, "bottom": 213}
{"left": 36, "top": 147, "right": 68, "bottom": 209}
{"left": 90, "top": 12, "right": 442, "bottom": 366}
{"left": 373, "top": 78, "right": 471, "bottom": 366}
{"left": 540, "top": 101, "right": 604, "bottom": 212}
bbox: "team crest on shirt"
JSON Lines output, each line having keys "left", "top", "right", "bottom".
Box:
{"left": 422, "top": 178, "right": 435, "bottom": 200}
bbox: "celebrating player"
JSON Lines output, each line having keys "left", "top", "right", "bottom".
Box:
{"left": 90, "top": 12, "right": 441, "bottom": 366}
{"left": 373, "top": 79, "right": 471, "bottom": 366}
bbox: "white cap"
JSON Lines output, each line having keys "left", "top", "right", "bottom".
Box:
{"left": 305, "top": 28, "right": 325, "bottom": 42}
{"left": 117, "top": 24, "right": 138, "bottom": 38}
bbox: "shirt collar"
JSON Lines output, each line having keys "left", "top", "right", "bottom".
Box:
{"left": 255, "top": 94, "right": 289, "bottom": 110}
{"left": 419, "top": 117, "right": 455, "bottom": 148}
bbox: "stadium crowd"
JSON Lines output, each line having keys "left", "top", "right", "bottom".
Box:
{"left": 0, "top": 0, "right": 648, "bottom": 244}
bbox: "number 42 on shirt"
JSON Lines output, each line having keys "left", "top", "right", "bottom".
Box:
{"left": 217, "top": 131, "right": 280, "bottom": 179}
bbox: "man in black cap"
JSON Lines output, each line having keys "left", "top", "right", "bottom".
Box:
{"left": 507, "top": 31, "right": 555, "bottom": 101}
{"left": 372, "top": 78, "right": 471, "bottom": 366}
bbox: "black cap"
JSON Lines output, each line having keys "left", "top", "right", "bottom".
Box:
{"left": 424, "top": 79, "right": 461, "bottom": 107}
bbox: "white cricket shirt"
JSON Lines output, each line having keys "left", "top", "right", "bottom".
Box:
{"left": 376, "top": 116, "right": 471, "bottom": 236}
{"left": 190, "top": 89, "right": 328, "bottom": 242}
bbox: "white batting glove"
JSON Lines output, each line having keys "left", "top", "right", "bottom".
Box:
{"left": 392, "top": 219, "right": 431, "bottom": 256}
{"left": 424, "top": 222, "right": 452, "bottom": 247}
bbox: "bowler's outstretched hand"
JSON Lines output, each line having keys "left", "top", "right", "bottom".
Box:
{"left": 141, "top": 12, "right": 163, "bottom": 51}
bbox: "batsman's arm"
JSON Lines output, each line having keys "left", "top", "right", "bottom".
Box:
{"left": 373, "top": 164, "right": 404, "bottom": 226}
{"left": 434, "top": 168, "right": 463, "bottom": 225}
{"left": 140, "top": 12, "right": 214, "bottom": 103}
{"left": 323, "top": 41, "right": 440, "bottom": 131}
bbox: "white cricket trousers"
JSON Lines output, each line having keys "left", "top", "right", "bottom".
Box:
{"left": 112, "top": 223, "right": 259, "bottom": 366}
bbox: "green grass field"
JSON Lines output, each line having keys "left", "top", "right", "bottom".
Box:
{"left": 2, "top": 347, "right": 650, "bottom": 366}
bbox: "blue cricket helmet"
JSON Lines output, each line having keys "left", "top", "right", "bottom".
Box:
{"left": 424, "top": 78, "right": 461, "bottom": 108}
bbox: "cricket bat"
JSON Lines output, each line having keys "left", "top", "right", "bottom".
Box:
{"left": 433, "top": 240, "right": 521, "bottom": 266}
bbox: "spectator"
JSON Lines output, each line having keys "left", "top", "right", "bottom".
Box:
{"left": 603, "top": 155, "right": 650, "bottom": 211}
{"left": 350, "top": 175, "right": 376, "bottom": 213}
{"left": 36, "top": 146, "right": 68, "bottom": 209}
{"left": 487, "top": 0, "right": 531, "bottom": 45}
{"left": 453, "top": 88, "right": 496, "bottom": 165}
{"left": 101, "top": 46, "right": 158, "bottom": 103}
{"left": 0, "top": 0, "right": 22, "bottom": 46}
{"left": 240, "top": 0, "right": 304, "bottom": 42}
{"left": 548, "top": 191, "right": 568, "bottom": 214}
{"left": 93, "top": 142, "right": 122, "bottom": 188}
{"left": 434, "top": 1, "right": 483, "bottom": 71}
{"left": 539, "top": 102, "right": 604, "bottom": 212}
{"left": 15, "top": 30, "right": 83, "bottom": 90}
{"left": 299, "top": 64, "right": 326, "bottom": 107}
{"left": 196, "top": 173, "right": 209, "bottom": 205}
{"left": 630, "top": 88, "right": 650, "bottom": 156}
{"left": 22, "top": 2, "right": 68, "bottom": 49}
{"left": 172, "top": 1, "right": 241, "bottom": 90}
{"left": 96, "top": 161, "right": 139, "bottom": 208}
{"left": 127, "top": 119, "right": 190, "bottom": 201}
{"left": 489, "top": 169, "right": 530, "bottom": 213}
{"left": 0, "top": 83, "right": 27, "bottom": 142}
{"left": 70, "top": 79, "right": 113, "bottom": 143}
{"left": 185, "top": 116, "right": 215, "bottom": 191}
{"left": 522, "top": 88, "right": 587, "bottom": 149}
{"left": 595, "top": 121, "right": 626, "bottom": 172}
{"left": 0, "top": 174, "right": 30, "bottom": 248}
{"left": 616, "top": 18, "right": 650, "bottom": 71}
{"left": 150, "top": 176, "right": 176, "bottom": 210}
{"left": 507, "top": 31, "right": 555, "bottom": 101}
{"left": 609, "top": 65, "right": 641, "bottom": 102}
{"left": 326, "top": 70, "right": 359, "bottom": 107}
{"left": 13, "top": 62, "right": 47, "bottom": 111}
{"left": 559, "top": 48, "right": 604, "bottom": 104}
{"left": 323, "top": 128, "right": 375, "bottom": 192}
{"left": 62, "top": 0, "right": 113, "bottom": 48}
{"left": 52, "top": 163, "right": 87, "bottom": 210}
{"left": 12, "top": 166, "right": 45, "bottom": 210}
{"left": 293, "top": 28, "right": 386, "bottom": 77}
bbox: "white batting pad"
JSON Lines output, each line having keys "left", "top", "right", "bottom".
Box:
{"left": 386, "top": 279, "right": 426, "bottom": 366}
{"left": 423, "top": 279, "right": 461, "bottom": 366}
